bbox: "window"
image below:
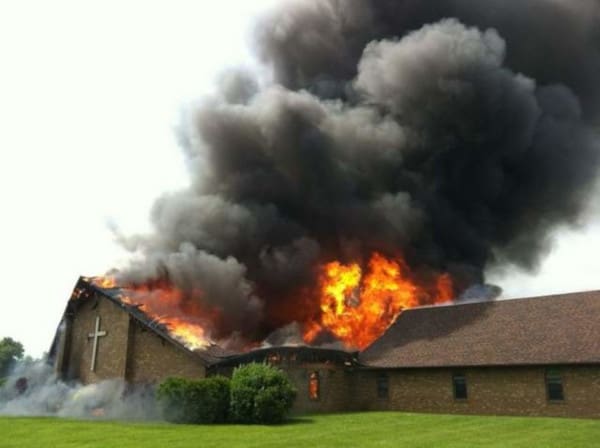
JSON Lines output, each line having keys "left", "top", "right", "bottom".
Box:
{"left": 545, "top": 369, "right": 564, "bottom": 401}
{"left": 309, "top": 371, "right": 320, "bottom": 401}
{"left": 452, "top": 373, "right": 467, "bottom": 400}
{"left": 267, "top": 352, "right": 281, "bottom": 364}
{"left": 376, "top": 372, "right": 389, "bottom": 399}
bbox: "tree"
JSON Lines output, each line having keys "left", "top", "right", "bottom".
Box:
{"left": 0, "top": 337, "right": 24, "bottom": 377}
{"left": 230, "top": 363, "right": 296, "bottom": 424}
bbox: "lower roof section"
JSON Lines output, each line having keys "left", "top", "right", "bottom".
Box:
{"left": 214, "top": 345, "right": 359, "bottom": 368}
{"left": 360, "top": 290, "right": 600, "bottom": 368}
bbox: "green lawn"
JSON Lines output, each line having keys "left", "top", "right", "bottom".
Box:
{"left": 1, "top": 412, "right": 599, "bottom": 448}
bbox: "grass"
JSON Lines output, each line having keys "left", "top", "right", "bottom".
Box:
{"left": 1, "top": 412, "right": 600, "bottom": 448}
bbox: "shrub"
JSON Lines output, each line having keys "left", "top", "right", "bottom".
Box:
{"left": 156, "top": 376, "right": 230, "bottom": 424}
{"left": 156, "top": 377, "right": 189, "bottom": 423}
{"left": 230, "top": 363, "right": 296, "bottom": 424}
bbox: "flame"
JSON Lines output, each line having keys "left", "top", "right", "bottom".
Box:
{"left": 304, "top": 252, "right": 453, "bottom": 349}
{"left": 85, "top": 252, "right": 453, "bottom": 352}
{"left": 92, "top": 276, "right": 118, "bottom": 289}
{"left": 90, "top": 277, "right": 212, "bottom": 350}
{"left": 165, "top": 317, "right": 209, "bottom": 350}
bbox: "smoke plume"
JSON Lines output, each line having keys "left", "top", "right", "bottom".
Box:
{"left": 115, "top": 0, "right": 600, "bottom": 344}
{"left": 0, "top": 360, "right": 159, "bottom": 419}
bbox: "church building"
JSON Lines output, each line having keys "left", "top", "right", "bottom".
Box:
{"left": 49, "top": 277, "right": 600, "bottom": 418}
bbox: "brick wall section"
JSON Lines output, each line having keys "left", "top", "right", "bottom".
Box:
{"left": 211, "top": 362, "right": 355, "bottom": 414}
{"left": 350, "top": 366, "right": 600, "bottom": 418}
{"left": 212, "top": 362, "right": 600, "bottom": 417}
{"left": 53, "top": 316, "right": 72, "bottom": 376}
{"left": 64, "top": 294, "right": 205, "bottom": 384}
{"left": 66, "top": 294, "right": 130, "bottom": 384}
{"left": 281, "top": 364, "right": 354, "bottom": 413}
{"left": 126, "top": 318, "right": 205, "bottom": 383}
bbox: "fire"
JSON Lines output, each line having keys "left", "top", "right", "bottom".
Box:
{"left": 85, "top": 252, "right": 452, "bottom": 352}
{"left": 304, "top": 252, "right": 453, "bottom": 349}
{"left": 92, "top": 276, "right": 118, "bottom": 289}
{"left": 165, "top": 317, "right": 209, "bottom": 351}
{"left": 90, "top": 277, "right": 212, "bottom": 350}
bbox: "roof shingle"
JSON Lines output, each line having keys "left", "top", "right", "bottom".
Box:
{"left": 360, "top": 291, "right": 600, "bottom": 368}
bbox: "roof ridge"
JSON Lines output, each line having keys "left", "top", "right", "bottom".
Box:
{"left": 403, "top": 288, "right": 600, "bottom": 313}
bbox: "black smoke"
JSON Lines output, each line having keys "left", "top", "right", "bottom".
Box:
{"left": 115, "top": 0, "right": 600, "bottom": 344}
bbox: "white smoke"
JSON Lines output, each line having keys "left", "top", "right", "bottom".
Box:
{"left": 0, "top": 360, "right": 160, "bottom": 420}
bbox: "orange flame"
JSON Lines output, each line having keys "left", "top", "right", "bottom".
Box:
{"left": 304, "top": 252, "right": 453, "bottom": 349}
{"left": 164, "top": 317, "right": 208, "bottom": 350}
{"left": 90, "top": 277, "right": 211, "bottom": 350}
{"left": 91, "top": 276, "right": 118, "bottom": 289}
{"left": 86, "top": 252, "right": 452, "bottom": 352}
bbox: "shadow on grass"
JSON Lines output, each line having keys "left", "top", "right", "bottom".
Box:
{"left": 284, "top": 416, "right": 315, "bottom": 425}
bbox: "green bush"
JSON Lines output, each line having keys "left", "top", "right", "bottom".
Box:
{"left": 156, "top": 377, "right": 188, "bottom": 423}
{"left": 230, "top": 363, "right": 296, "bottom": 424}
{"left": 156, "top": 376, "right": 230, "bottom": 424}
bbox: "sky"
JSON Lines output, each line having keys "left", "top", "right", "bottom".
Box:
{"left": 1, "top": 0, "right": 599, "bottom": 358}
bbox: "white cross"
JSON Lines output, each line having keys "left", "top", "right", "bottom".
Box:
{"left": 87, "top": 316, "right": 107, "bottom": 372}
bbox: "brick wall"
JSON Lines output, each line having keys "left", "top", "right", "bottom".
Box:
{"left": 126, "top": 318, "right": 205, "bottom": 383}
{"left": 350, "top": 366, "right": 600, "bottom": 418}
{"left": 211, "top": 361, "right": 355, "bottom": 414}
{"left": 63, "top": 294, "right": 205, "bottom": 384}
{"left": 281, "top": 364, "right": 354, "bottom": 413}
{"left": 66, "top": 294, "right": 130, "bottom": 384}
{"left": 210, "top": 361, "right": 600, "bottom": 417}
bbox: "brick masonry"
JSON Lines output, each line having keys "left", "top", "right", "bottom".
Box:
{"left": 350, "top": 366, "right": 600, "bottom": 418}
{"left": 215, "top": 363, "right": 600, "bottom": 417}
{"left": 212, "top": 361, "right": 356, "bottom": 414}
{"left": 59, "top": 293, "right": 205, "bottom": 385}
{"left": 56, "top": 293, "right": 600, "bottom": 418}
{"left": 65, "top": 294, "right": 130, "bottom": 384}
{"left": 282, "top": 364, "right": 355, "bottom": 413}
{"left": 126, "top": 318, "right": 205, "bottom": 383}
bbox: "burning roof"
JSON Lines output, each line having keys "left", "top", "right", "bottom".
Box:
{"left": 64, "top": 277, "right": 365, "bottom": 367}
{"left": 70, "top": 277, "right": 235, "bottom": 365}
{"left": 214, "top": 346, "right": 359, "bottom": 369}
{"left": 84, "top": 250, "right": 453, "bottom": 353}
{"left": 63, "top": 277, "right": 600, "bottom": 371}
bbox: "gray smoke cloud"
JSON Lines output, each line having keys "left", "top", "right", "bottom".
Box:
{"left": 114, "top": 0, "right": 600, "bottom": 344}
{"left": 0, "top": 360, "right": 159, "bottom": 420}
